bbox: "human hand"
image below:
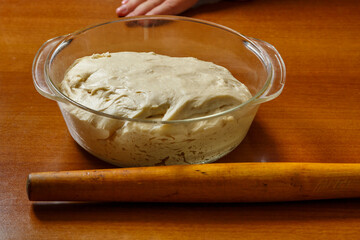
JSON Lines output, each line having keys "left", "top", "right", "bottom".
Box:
{"left": 116, "top": 0, "right": 199, "bottom": 17}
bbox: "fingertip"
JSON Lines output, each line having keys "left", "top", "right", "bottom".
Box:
{"left": 116, "top": 7, "right": 122, "bottom": 16}
{"left": 116, "top": 5, "right": 129, "bottom": 16}
{"left": 116, "top": 9, "right": 121, "bottom": 16}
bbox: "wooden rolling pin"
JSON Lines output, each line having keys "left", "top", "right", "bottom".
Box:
{"left": 27, "top": 163, "right": 360, "bottom": 202}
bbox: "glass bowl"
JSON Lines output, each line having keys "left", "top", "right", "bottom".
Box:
{"left": 32, "top": 15, "right": 286, "bottom": 167}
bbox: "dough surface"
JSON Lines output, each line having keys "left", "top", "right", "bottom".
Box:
{"left": 59, "top": 52, "right": 254, "bottom": 167}
{"left": 60, "top": 52, "right": 251, "bottom": 121}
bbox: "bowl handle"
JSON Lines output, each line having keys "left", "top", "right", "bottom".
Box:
{"left": 32, "top": 36, "right": 67, "bottom": 102}
{"left": 248, "top": 37, "right": 286, "bottom": 104}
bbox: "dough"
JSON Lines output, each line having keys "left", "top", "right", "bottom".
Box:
{"left": 59, "top": 52, "right": 254, "bottom": 167}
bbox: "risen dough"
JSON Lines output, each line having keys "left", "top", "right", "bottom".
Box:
{"left": 59, "top": 52, "right": 254, "bottom": 167}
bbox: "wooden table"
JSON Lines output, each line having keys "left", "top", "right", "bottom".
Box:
{"left": 1, "top": 0, "right": 360, "bottom": 238}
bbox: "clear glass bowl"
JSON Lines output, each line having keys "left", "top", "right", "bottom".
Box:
{"left": 32, "top": 16, "right": 285, "bottom": 167}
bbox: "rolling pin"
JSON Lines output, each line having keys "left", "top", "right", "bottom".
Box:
{"left": 27, "top": 163, "right": 360, "bottom": 202}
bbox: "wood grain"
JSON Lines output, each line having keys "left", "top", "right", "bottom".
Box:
{"left": 27, "top": 163, "right": 360, "bottom": 202}
{"left": 1, "top": 0, "right": 360, "bottom": 239}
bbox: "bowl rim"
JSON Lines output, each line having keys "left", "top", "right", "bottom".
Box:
{"left": 45, "top": 15, "right": 273, "bottom": 124}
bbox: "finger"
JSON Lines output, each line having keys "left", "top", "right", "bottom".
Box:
{"left": 145, "top": 0, "right": 197, "bottom": 15}
{"left": 126, "top": 0, "right": 165, "bottom": 17}
{"left": 116, "top": 0, "right": 146, "bottom": 16}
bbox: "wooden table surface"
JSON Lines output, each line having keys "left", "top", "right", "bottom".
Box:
{"left": 1, "top": 0, "right": 360, "bottom": 239}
